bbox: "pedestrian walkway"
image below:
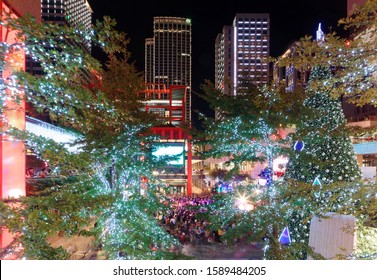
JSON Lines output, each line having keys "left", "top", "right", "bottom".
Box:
{"left": 181, "top": 242, "right": 264, "bottom": 260}
{"left": 161, "top": 195, "right": 265, "bottom": 260}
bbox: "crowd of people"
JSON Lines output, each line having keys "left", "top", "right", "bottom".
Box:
{"left": 25, "top": 166, "right": 79, "bottom": 178}
{"left": 26, "top": 167, "right": 50, "bottom": 178}
{"left": 157, "top": 195, "right": 233, "bottom": 246}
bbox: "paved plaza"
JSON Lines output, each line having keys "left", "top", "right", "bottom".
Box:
{"left": 182, "top": 242, "right": 264, "bottom": 260}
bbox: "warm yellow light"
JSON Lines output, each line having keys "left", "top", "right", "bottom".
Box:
{"left": 236, "top": 193, "right": 254, "bottom": 211}
{"left": 8, "top": 189, "right": 24, "bottom": 198}
{"left": 238, "top": 195, "right": 247, "bottom": 204}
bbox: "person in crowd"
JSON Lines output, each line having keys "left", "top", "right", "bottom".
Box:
{"left": 26, "top": 167, "right": 35, "bottom": 178}
{"left": 38, "top": 167, "right": 47, "bottom": 178}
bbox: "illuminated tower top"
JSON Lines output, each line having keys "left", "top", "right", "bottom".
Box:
{"left": 316, "top": 23, "right": 325, "bottom": 43}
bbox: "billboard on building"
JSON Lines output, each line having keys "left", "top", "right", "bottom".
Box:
{"left": 152, "top": 142, "right": 185, "bottom": 173}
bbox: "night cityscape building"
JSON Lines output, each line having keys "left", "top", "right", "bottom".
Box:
{"left": 1, "top": 0, "right": 41, "bottom": 251}
{"left": 1, "top": 0, "right": 376, "bottom": 264}
{"left": 140, "top": 84, "right": 193, "bottom": 195}
{"left": 41, "top": 0, "right": 92, "bottom": 49}
{"left": 145, "top": 17, "right": 192, "bottom": 125}
{"left": 273, "top": 9, "right": 377, "bottom": 180}
{"left": 272, "top": 40, "right": 310, "bottom": 92}
{"left": 26, "top": 0, "right": 92, "bottom": 76}
{"left": 343, "top": 0, "right": 377, "bottom": 173}
{"left": 215, "top": 13, "right": 270, "bottom": 97}
{"left": 24, "top": 0, "right": 93, "bottom": 176}
{"left": 207, "top": 13, "right": 271, "bottom": 180}
{"left": 341, "top": 0, "right": 375, "bottom": 122}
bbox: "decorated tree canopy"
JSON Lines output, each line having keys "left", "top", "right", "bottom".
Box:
{"left": 285, "top": 66, "right": 361, "bottom": 184}
{"left": 0, "top": 14, "right": 181, "bottom": 260}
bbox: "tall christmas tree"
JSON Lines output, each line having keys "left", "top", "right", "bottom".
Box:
{"left": 285, "top": 66, "right": 361, "bottom": 184}
{"left": 283, "top": 65, "right": 362, "bottom": 258}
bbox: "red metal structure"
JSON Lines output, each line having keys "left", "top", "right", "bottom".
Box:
{"left": 0, "top": 0, "right": 40, "bottom": 254}
{"left": 142, "top": 84, "right": 192, "bottom": 195}
{"left": 0, "top": 0, "right": 41, "bottom": 196}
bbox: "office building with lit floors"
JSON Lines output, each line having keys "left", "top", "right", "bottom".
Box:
{"left": 26, "top": 0, "right": 93, "bottom": 107}
{"left": 215, "top": 13, "right": 270, "bottom": 98}
{"left": 209, "top": 13, "right": 271, "bottom": 181}
{"left": 27, "top": 0, "right": 92, "bottom": 76}
{"left": 145, "top": 17, "right": 192, "bottom": 125}
{"left": 141, "top": 84, "right": 193, "bottom": 195}
{"left": 25, "top": 0, "right": 93, "bottom": 179}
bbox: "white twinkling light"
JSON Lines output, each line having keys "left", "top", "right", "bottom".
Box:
{"left": 26, "top": 116, "right": 82, "bottom": 152}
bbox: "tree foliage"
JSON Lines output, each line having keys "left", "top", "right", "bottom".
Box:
{"left": 196, "top": 0, "right": 377, "bottom": 259}
{"left": 285, "top": 66, "right": 361, "bottom": 184}
{"left": 0, "top": 15, "right": 180, "bottom": 259}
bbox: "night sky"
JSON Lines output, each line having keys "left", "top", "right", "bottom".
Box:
{"left": 88, "top": 0, "right": 347, "bottom": 127}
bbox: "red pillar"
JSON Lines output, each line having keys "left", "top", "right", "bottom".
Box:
{"left": 187, "top": 139, "right": 192, "bottom": 196}
{"left": 1, "top": 1, "right": 26, "bottom": 252}
{"left": 0, "top": 10, "right": 26, "bottom": 199}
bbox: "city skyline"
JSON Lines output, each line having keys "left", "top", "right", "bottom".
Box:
{"left": 89, "top": 0, "right": 347, "bottom": 124}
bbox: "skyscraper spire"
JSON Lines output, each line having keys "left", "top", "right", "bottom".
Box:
{"left": 316, "top": 23, "right": 325, "bottom": 43}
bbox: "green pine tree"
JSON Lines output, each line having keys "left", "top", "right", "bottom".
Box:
{"left": 283, "top": 66, "right": 361, "bottom": 258}
{"left": 285, "top": 66, "right": 361, "bottom": 184}
{"left": 196, "top": 0, "right": 377, "bottom": 258}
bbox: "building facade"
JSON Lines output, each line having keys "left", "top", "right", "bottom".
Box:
{"left": 140, "top": 84, "right": 192, "bottom": 195}
{"left": 41, "top": 0, "right": 92, "bottom": 38}
{"left": 145, "top": 17, "right": 192, "bottom": 125}
{"left": 215, "top": 13, "right": 270, "bottom": 96}
{"left": 345, "top": 0, "right": 377, "bottom": 180}
{"left": 215, "top": 26, "right": 233, "bottom": 96}
{"left": 272, "top": 40, "right": 310, "bottom": 92}
{"left": 342, "top": 0, "right": 375, "bottom": 122}
{"left": 1, "top": 0, "right": 41, "bottom": 252}
{"left": 27, "top": 0, "right": 92, "bottom": 76}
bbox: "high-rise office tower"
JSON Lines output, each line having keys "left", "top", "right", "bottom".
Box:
{"left": 145, "top": 38, "right": 155, "bottom": 85}
{"left": 145, "top": 17, "right": 192, "bottom": 125}
{"left": 42, "top": 0, "right": 92, "bottom": 41}
{"left": 215, "top": 13, "right": 270, "bottom": 96}
{"left": 26, "top": 0, "right": 92, "bottom": 122}
{"left": 215, "top": 26, "right": 233, "bottom": 96}
{"left": 42, "top": 0, "right": 92, "bottom": 52}
{"left": 27, "top": 0, "right": 92, "bottom": 76}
